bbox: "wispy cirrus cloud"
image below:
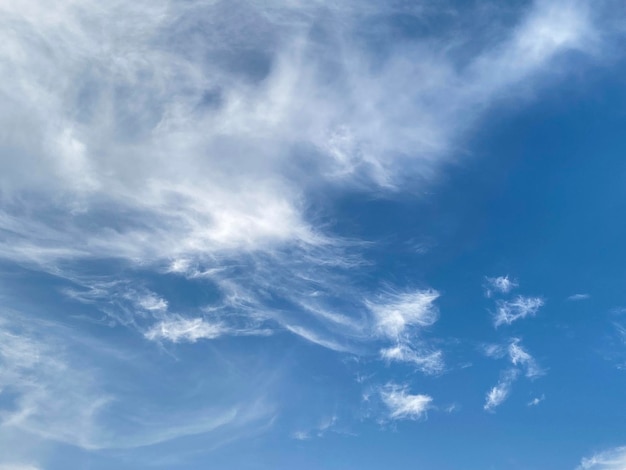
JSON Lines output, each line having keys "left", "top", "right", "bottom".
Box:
{"left": 494, "top": 296, "right": 545, "bottom": 327}
{"left": 380, "top": 344, "right": 444, "bottom": 375}
{"left": 0, "top": 465, "right": 41, "bottom": 470}
{"left": 367, "top": 289, "right": 439, "bottom": 340}
{"left": 0, "top": 0, "right": 605, "bottom": 271}
{"left": 0, "top": 308, "right": 275, "bottom": 452}
{"left": 482, "top": 338, "right": 543, "bottom": 411}
{"left": 0, "top": 0, "right": 617, "bottom": 461}
{"left": 485, "top": 275, "right": 518, "bottom": 297}
{"left": 484, "top": 369, "right": 519, "bottom": 412}
{"left": 508, "top": 338, "right": 543, "bottom": 378}
{"left": 292, "top": 415, "right": 338, "bottom": 441}
{"left": 0, "top": 313, "right": 111, "bottom": 449}
{"left": 578, "top": 446, "right": 626, "bottom": 469}
{"left": 380, "top": 384, "right": 433, "bottom": 421}
{"left": 369, "top": 289, "right": 444, "bottom": 373}
{"left": 145, "top": 317, "right": 228, "bottom": 343}
{"left": 0, "top": 0, "right": 597, "bottom": 367}
{"left": 568, "top": 293, "right": 591, "bottom": 301}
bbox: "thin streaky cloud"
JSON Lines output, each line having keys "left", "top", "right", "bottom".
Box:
{"left": 484, "top": 275, "right": 518, "bottom": 297}
{"left": 380, "top": 344, "right": 444, "bottom": 375}
{"left": 0, "top": 0, "right": 621, "bottom": 466}
{"left": 567, "top": 293, "right": 591, "bottom": 301}
{"left": 0, "top": 465, "right": 41, "bottom": 470}
{"left": 508, "top": 338, "right": 543, "bottom": 379}
{"left": 145, "top": 318, "right": 227, "bottom": 343}
{"left": 494, "top": 296, "right": 545, "bottom": 327}
{"left": 0, "top": 0, "right": 603, "bottom": 274}
{"left": 578, "top": 446, "right": 626, "bottom": 469}
{"left": 282, "top": 324, "right": 353, "bottom": 353}
{"left": 484, "top": 369, "right": 519, "bottom": 412}
{"left": 367, "top": 289, "right": 439, "bottom": 340}
{"left": 0, "top": 308, "right": 275, "bottom": 451}
{"left": 482, "top": 343, "right": 507, "bottom": 359}
{"left": 380, "top": 384, "right": 433, "bottom": 421}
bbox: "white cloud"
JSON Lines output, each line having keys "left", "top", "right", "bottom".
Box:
{"left": 0, "top": 0, "right": 616, "bottom": 457}
{"left": 0, "top": 465, "right": 41, "bottom": 470}
{"left": 483, "top": 339, "right": 543, "bottom": 411}
{"left": 380, "top": 384, "right": 432, "bottom": 421}
{"left": 0, "top": 308, "right": 275, "bottom": 451}
{"left": 136, "top": 293, "right": 169, "bottom": 313}
{"left": 578, "top": 446, "right": 626, "bottom": 469}
{"left": 0, "top": 314, "right": 112, "bottom": 449}
{"left": 144, "top": 317, "right": 227, "bottom": 343}
{"left": 0, "top": 0, "right": 605, "bottom": 271}
{"left": 483, "top": 343, "right": 507, "bottom": 359}
{"left": 380, "top": 344, "right": 444, "bottom": 375}
{"left": 568, "top": 293, "right": 590, "bottom": 301}
{"left": 0, "top": 0, "right": 604, "bottom": 365}
{"left": 485, "top": 275, "right": 518, "bottom": 297}
{"left": 292, "top": 415, "right": 338, "bottom": 441}
{"left": 484, "top": 369, "right": 519, "bottom": 412}
{"left": 367, "top": 290, "right": 439, "bottom": 340}
{"left": 368, "top": 290, "right": 443, "bottom": 375}
{"left": 483, "top": 338, "right": 543, "bottom": 378}
{"left": 508, "top": 339, "right": 543, "bottom": 378}
{"left": 494, "top": 296, "right": 545, "bottom": 327}
{"left": 527, "top": 394, "right": 545, "bottom": 406}
{"left": 615, "top": 323, "right": 626, "bottom": 345}
{"left": 292, "top": 431, "right": 310, "bottom": 441}
{"left": 145, "top": 315, "right": 275, "bottom": 344}
{"left": 282, "top": 324, "right": 352, "bottom": 353}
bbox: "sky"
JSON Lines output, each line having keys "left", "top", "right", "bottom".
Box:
{"left": 1, "top": 0, "right": 626, "bottom": 468}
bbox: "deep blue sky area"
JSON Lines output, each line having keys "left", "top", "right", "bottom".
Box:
{"left": 1, "top": 1, "right": 626, "bottom": 469}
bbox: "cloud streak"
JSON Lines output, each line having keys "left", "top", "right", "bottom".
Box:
{"left": 568, "top": 293, "right": 590, "bottom": 301}
{"left": 485, "top": 275, "right": 518, "bottom": 297}
{"left": 380, "top": 384, "right": 433, "bottom": 421}
{"left": 578, "top": 446, "right": 626, "bottom": 470}
{"left": 380, "top": 344, "right": 444, "bottom": 375}
{"left": 483, "top": 338, "right": 543, "bottom": 411}
{"left": 484, "top": 369, "right": 519, "bottom": 412}
{"left": 0, "top": 0, "right": 617, "bottom": 461}
{"left": 0, "top": 308, "right": 275, "bottom": 452}
{"left": 508, "top": 339, "right": 543, "bottom": 378}
{"left": 494, "top": 296, "right": 545, "bottom": 327}
{"left": 0, "top": 0, "right": 599, "bottom": 365}
{"left": 0, "top": 0, "right": 605, "bottom": 270}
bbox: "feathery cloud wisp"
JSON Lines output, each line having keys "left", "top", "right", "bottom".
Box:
{"left": 145, "top": 317, "right": 227, "bottom": 343}
{"left": 380, "top": 344, "right": 444, "bottom": 375}
{"left": 568, "top": 293, "right": 591, "bottom": 301}
{"left": 367, "top": 290, "right": 439, "bottom": 340}
{"left": 380, "top": 384, "right": 433, "bottom": 421}
{"left": 508, "top": 339, "right": 543, "bottom": 378}
{"left": 494, "top": 296, "right": 545, "bottom": 327}
{"left": 484, "top": 369, "right": 519, "bottom": 412}
{"left": 0, "top": 0, "right": 614, "bottom": 459}
{"left": 485, "top": 275, "right": 518, "bottom": 297}
{"left": 578, "top": 446, "right": 626, "bottom": 469}
{"left": 0, "top": 465, "right": 41, "bottom": 470}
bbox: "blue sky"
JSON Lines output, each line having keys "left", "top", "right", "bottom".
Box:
{"left": 1, "top": 0, "right": 626, "bottom": 469}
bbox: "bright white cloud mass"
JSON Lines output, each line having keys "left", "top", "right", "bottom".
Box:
{"left": 0, "top": 0, "right": 625, "bottom": 469}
